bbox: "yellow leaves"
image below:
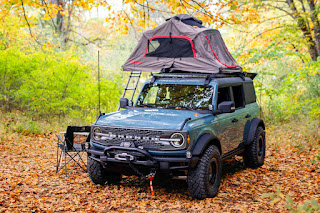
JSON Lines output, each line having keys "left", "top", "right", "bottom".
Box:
{"left": 43, "top": 13, "right": 51, "bottom": 21}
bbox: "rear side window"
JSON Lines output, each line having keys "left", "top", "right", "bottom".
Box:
{"left": 217, "top": 87, "right": 231, "bottom": 106}
{"left": 231, "top": 85, "right": 245, "bottom": 109}
{"left": 243, "top": 82, "right": 256, "bottom": 104}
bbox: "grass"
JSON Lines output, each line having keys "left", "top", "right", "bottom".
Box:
{"left": 1, "top": 111, "right": 91, "bottom": 137}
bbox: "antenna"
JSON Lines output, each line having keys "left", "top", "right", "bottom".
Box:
{"left": 98, "top": 50, "right": 101, "bottom": 115}
{"left": 260, "top": 71, "right": 263, "bottom": 119}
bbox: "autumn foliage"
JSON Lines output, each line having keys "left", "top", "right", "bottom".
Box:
{"left": 1, "top": 0, "right": 320, "bottom": 211}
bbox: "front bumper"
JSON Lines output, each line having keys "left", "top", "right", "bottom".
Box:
{"left": 87, "top": 146, "right": 199, "bottom": 171}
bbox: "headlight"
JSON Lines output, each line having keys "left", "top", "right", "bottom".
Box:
{"left": 93, "top": 127, "right": 102, "bottom": 140}
{"left": 170, "top": 133, "right": 185, "bottom": 148}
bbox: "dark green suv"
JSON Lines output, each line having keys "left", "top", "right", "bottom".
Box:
{"left": 86, "top": 72, "right": 266, "bottom": 199}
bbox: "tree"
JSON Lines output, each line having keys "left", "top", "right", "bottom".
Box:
{"left": 255, "top": 0, "right": 320, "bottom": 61}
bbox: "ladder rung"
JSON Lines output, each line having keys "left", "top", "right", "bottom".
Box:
{"left": 118, "top": 71, "right": 141, "bottom": 111}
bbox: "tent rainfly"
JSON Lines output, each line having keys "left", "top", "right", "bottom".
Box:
{"left": 122, "top": 14, "right": 241, "bottom": 74}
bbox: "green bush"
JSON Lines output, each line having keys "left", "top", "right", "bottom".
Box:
{"left": 0, "top": 46, "right": 123, "bottom": 123}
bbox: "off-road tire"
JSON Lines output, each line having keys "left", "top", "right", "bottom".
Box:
{"left": 87, "top": 156, "right": 121, "bottom": 185}
{"left": 244, "top": 126, "right": 266, "bottom": 168}
{"left": 187, "top": 145, "right": 222, "bottom": 200}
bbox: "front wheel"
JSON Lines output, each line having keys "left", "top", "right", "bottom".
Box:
{"left": 187, "top": 145, "right": 222, "bottom": 200}
{"left": 87, "top": 156, "right": 121, "bottom": 185}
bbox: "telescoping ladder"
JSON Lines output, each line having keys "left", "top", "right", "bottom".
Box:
{"left": 117, "top": 71, "right": 142, "bottom": 111}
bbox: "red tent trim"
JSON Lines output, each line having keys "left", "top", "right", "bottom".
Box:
{"left": 205, "top": 35, "right": 237, "bottom": 68}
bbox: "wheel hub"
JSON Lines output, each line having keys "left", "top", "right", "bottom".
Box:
{"left": 208, "top": 159, "right": 217, "bottom": 186}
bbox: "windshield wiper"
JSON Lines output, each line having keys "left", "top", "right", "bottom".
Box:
{"left": 136, "top": 104, "right": 156, "bottom": 108}
{"left": 166, "top": 105, "right": 194, "bottom": 110}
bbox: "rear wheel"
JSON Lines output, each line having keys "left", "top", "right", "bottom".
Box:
{"left": 187, "top": 145, "right": 222, "bottom": 200}
{"left": 244, "top": 126, "right": 266, "bottom": 168}
{"left": 87, "top": 156, "right": 121, "bottom": 185}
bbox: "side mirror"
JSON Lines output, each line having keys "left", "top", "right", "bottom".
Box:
{"left": 217, "top": 101, "right": 235, "bottom": 113}
{"left": 119, "top": 98, "right": 129, "bottom": 109}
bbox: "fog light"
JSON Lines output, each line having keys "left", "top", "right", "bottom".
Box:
{"left": 186, "top": 151, "right": 192, "bottom": 159}
{"left": 85, "top": 142, "right": 90, "bottom": 150}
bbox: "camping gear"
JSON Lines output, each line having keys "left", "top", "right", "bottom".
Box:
{"left": 56, "top": 126, "right": 90, "bottom": 176}
{"left": 122, "top": 14, "right": 241, "bottom": 74}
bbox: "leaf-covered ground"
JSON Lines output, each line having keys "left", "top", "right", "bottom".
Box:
{"left": 0, "top": 123, "right": 319, "bottom": 212}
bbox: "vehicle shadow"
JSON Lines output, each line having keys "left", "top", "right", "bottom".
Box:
{"left": 119, "top": 156, "right": 247, "bottom": 197}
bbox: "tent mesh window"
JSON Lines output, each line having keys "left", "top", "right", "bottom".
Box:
{"left": 145, "top": 37, "right": 195, "bottom": 58}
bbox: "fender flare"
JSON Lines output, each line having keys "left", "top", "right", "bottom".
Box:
{"left": 191, "top": 133, "right": 221, "bottom": 156}
{"left": 245, "top": 118, "right": 265, "bottom": 146}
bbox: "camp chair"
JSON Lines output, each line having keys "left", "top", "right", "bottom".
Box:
{"left": 56, "top": 126, "right": 91, "bottom": 176}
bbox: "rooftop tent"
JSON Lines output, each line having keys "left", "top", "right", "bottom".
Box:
{"left": 122, "top": 14, "right": 240, "bottom": 74}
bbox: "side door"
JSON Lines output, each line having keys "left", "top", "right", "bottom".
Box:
{"left": 214, "top": 86, "right": 239, "bottom": 153}
{"left": 242, "top": 82, "right": 259, "bottom": 141}
{"left": 230, "top": 84, "right": 247, "bottom": 145}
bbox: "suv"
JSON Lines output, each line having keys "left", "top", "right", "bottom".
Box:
{"left": 86, "top": 72, "right": 266, "bottom": 199}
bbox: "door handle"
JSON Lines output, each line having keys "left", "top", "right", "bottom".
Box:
{"left": 245, "top": 114, "right": 251, "bottom": 118}
{"left": 232, "top": 118, "right": 238, "bottom": 123}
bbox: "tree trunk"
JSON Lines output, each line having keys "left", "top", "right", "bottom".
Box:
{"left": 286, "top": 0, "right": 319, "bottom": 60}
{"left": 307, "top": 0, "right": 320, "bottom": 59}
{"left": 56, "top": 0, "right": 65, "bottom": 37}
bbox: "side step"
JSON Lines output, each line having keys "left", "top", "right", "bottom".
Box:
{"left": 221, "top": 146, "right": 245, "bottom": 161}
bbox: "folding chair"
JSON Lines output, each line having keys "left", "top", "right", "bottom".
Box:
{"left": 56, "top": 126, "right": 91, "bottom": 176}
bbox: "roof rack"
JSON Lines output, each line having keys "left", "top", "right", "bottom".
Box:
{"left": 150, "top": 71, "right": 257, "bottom": 84}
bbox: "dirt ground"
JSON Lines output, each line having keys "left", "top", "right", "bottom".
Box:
{"left": 0, "top": 124, "right": 319, "bottom": 212}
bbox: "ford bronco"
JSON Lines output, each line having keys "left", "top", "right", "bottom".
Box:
{"left": 86, "top": 72, "right": 266, "bottom": 199}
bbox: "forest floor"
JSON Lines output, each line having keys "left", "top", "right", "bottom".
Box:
{"left": 0, "top": 122, "right": 319, "bottom": 212}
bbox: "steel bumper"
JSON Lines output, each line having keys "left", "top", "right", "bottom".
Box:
{"left": 87, "top": 146, "right": 199, "bottom": 170}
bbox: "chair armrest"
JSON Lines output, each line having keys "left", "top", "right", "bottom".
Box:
{"left": 56, "top": 134, "right": 64, "bottom": 143}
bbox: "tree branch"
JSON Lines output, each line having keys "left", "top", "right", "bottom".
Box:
{"left": 20, "top": 0, "right": 41, "bottom": 45}
{"left": 263, "top": 3, "right": 295, "bottom": 19}
{"left": 247, "top": 26, "right": 286, "bottom": 44}
{"left": 133, "top": 0, "right": 171, "bottom": 14}
{"left": 122, "top": 9, "right": 138, "bottom": 40}
{"left": 69, "top": 29, "right": 102, "bottom": 48}
{"left": 42, "top": 0, "right": 57, "bottom": 32}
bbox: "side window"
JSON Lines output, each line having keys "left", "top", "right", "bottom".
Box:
{"left": 243, "top": 82, "right": 256, "bottom": 104}
{"left": 217, "top": 87, "right": 231, "bottom": 106}
{"left": 231, "top": 85, "right": 245, "bottom": 109}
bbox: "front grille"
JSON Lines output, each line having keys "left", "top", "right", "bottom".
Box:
{"left": 92, "top": 126, "right": 186, "bottom": 150}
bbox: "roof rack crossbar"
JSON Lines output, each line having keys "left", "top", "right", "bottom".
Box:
{"left": 150, "top": 71, "right": 257, "bottom": 81}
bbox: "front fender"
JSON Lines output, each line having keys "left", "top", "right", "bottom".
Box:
{"left": 191, "top": 133, "right": 220, "bottom": 156}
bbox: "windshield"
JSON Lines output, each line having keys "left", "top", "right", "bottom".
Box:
{"left": 136, "top": 84, "right": 213, "bottom": 110}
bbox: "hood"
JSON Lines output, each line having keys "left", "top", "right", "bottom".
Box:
{"left": 95, "top": 108, "right": 208, "bottom": 130}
